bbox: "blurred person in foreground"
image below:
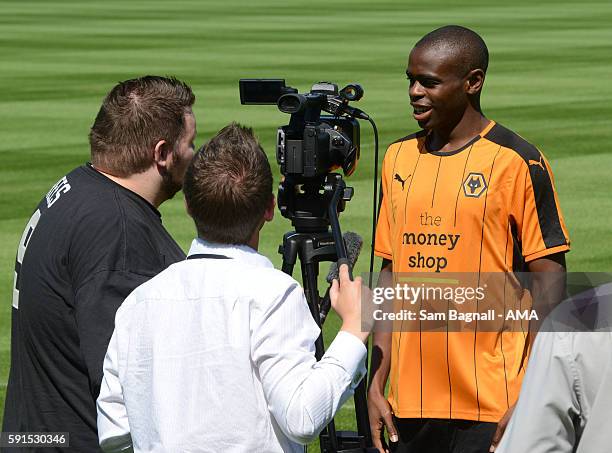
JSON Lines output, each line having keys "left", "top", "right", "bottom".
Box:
{"left": 4, "top": 76, "right": 196, "bottom": 452}
{"left": 368, "top": 25, "right": 569, "bottom": 453}
{"left": 96, "top": 123, "right": 370, "bottom": 452}
{"left": 497, "top": 282, "right": 612, "bottom": 452}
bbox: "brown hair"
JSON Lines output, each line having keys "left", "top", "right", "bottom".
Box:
{"left": 183, "top": 122, "right": 273, "bottom": 245}
{"left": 89, "top": 76, "right": 195, "bottom": 177}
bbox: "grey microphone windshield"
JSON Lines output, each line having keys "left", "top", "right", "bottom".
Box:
{"left": 319, "top": 232, "right": 364, "bottom": 324}
{"left": 326, "top": 232, "right": 363, "bottom": 283}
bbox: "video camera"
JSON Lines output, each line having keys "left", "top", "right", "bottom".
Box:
{"left": 239, "top": 79, "right": 368, "bottom": 179}
{"left": 240, "top": 79, "right": 368, "bottom": 231}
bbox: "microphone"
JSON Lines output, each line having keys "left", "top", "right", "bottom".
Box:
{"left": 319, "top": 232, "right": 363, "bottom": 323}
{"left": 324, "top": 98, "right": 370, "bottom": 121}
{"left": 341, "top": 105, "right": 370, "bottom": 121}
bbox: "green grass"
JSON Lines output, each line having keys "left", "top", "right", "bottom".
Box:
{"left": 2, "top": 0, "right": 612, "bottom": 446}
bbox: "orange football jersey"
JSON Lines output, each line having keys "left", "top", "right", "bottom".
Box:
{"left": 375, "top": 120, "right": 570, "bottom": 422}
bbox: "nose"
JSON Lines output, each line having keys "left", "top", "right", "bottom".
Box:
{"left": 409, "top": 80, "right": 425, "bottom": 101}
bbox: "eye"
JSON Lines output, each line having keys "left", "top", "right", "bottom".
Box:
{"left": 422, "top": 79, "right": 439, "bottom": 88}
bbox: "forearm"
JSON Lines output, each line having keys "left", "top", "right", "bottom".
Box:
{"left": 273, "top": 331, "right": 367, "bottom": 444}
{"left": 528, "top": 253, "right": 567, "bottom": 339}
{"left": 369, "top": 262, "right": 393, "bottom": 396}
{"left": 369, "top": 332, "right": 392, "bottom": 397}
{"left": 96, "top": 330, "right": 132, "bottom": 452}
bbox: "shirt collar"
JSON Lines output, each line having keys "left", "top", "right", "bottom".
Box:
{"left": 187, "top": 238, "right": 274, "bottom": 269}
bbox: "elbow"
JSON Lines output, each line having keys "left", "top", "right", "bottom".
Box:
{"left": 283, "top": 404, "right": 328, "bottom": 445}
{"left": 286, "top": 425, "right": 319, "bottom": 446}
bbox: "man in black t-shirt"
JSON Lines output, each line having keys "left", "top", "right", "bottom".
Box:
{"left": 3, "top": 76, "right": 197, "bottom": 452}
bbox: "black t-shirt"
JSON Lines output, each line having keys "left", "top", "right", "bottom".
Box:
{"left": 3, "top": 164, "right": 186, "bottom": 452}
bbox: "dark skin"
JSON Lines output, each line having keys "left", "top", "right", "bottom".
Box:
{"left": 406, "top": 44, "right": 489, "bottom": 152}
{"left": 367, "top": 43, "right": 568, "bottom": 453}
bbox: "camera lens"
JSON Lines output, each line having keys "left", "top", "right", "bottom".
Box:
{"left": 278, "top": 94, "right": 305, "bottom": 114}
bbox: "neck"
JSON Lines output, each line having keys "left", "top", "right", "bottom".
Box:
{"left": 93, "top": 165, "right": 166, "bottom": 208}
{"left": 428, "top": 108, "right": 489, "bottom": 153}
{"left": 246, "top": 230, "right": 260, "bottom": 251}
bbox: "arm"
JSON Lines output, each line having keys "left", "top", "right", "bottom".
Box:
{"left": 96, "top": 327, "right": 133, "bottom": 453}
{"left": 368, "top": 148, "right": 398, "bottom": 452}
{"left": 495, "top": 331, "right": 579, "bottom": 453}
{"left": 529, "top": 252, "right": 567, "bottom": 336}
{"left": 251, "top": 266, "right": 368, "bottom": 445}
{"left": 367, "top": 260, "right": 398, "bottom": 453}
{"left": 75, "top": 270, "right": 149, "bottom": 400}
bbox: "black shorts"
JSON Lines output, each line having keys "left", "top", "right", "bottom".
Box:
{"left": 390, "top": 418, "right": 497, "bottom": 453}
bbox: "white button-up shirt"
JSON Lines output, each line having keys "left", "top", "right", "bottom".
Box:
{"left": 97, "top": 238, "right": 367, "bottom": 452}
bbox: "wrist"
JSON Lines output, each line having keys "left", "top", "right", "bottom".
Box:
{"left": 340, "top": 322, "right": 369, "bottom": 343}
{"left": 368, "top": 383, "right": 386, "bottom": 398}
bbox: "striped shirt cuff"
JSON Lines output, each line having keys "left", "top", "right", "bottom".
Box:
{"left": 324, "top": 331, "right": 367, "bottom": 388}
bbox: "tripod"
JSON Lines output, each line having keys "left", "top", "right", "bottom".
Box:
{"left": 278, "top": 174, "right": 377, "bottom": 453}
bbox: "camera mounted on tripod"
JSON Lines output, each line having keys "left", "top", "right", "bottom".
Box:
{"left": 240, "top": 79, "right": 377, "bottom": 452}
{"left": 240, "top": 79, "right": 367, "bottom": 232}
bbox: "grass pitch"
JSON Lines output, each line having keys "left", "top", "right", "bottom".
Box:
{"left": 2, "top": 0, "right": 612, "bottom": 443}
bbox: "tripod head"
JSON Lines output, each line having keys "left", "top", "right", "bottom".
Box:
{"left": 278, "top": 173, "right": 354, "bottom": 234}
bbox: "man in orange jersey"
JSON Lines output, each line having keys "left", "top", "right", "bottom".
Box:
{"left": 367, "top": 25, "right": 570, "bottom": 453}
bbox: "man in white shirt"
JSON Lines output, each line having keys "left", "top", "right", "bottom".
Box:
{"left": 96, "top": 122, "right": 370, "bottom": 452}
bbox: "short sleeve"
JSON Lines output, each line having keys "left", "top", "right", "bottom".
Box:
{"left": 510, "top": 153, "right": 570, "bottom": 262}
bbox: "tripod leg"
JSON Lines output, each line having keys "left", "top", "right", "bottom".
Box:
{"left": 354, "top": 373, "right": 372, "bottom": 446}
{"left": 300, "top": 261, "right": 340, "bottom": 453}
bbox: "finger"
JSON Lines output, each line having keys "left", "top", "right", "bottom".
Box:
{"left": 329, "top": 279, "right": 339, "bottom": 308}
{"left": 370, "top": 429, "right": 384, "bottom": 453}
{"left": 369, "top": 417, "right": 384, "bottom": 452}
{"left": 489, "top": 425, "right": 504, "bottom": 452}
{"left": 382, "top": 411, "right": 399, "bottom": 444}
{"left": 338, "top": 263, "right": 350, "bottom": 283}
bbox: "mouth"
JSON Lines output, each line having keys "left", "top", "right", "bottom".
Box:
{"left": 412, "top": 105, "right": 432, "bottom": 122}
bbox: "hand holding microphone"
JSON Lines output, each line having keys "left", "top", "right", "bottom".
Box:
{"left": 320, "top": 232, "right": 363, "bottom": 323}
{"left": 326, "top": 232, "right": 373, "bottom": 341}
{"left": 330, "top": 264, "right": 370, "bottom": 342}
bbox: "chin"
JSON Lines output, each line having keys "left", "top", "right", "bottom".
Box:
{"left": 417, "top": 119, "right": 433, "bottom": 130}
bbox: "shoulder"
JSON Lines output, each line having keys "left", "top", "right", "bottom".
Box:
{"left": 391, "top": 130, "right": 427, "bottom": 146}
{"left": 55, "top": 166, "right": 125, "bottom": 219}
{"left": 242, "top": 266, "right": 302, "bottom": 300}
{"left": 127, "top": 259, "right": 301, "bottom": 303}
{"left": 383, "top": 130, "right": 426, "bottom": 167}
{"left": 31, "top": 166, "right": 125, "bottom": 243}
{"left": 387, "top": 130, "right": 426, "bottom": 154}
{"left": 482, "top": 122, "right": 544, "bottom": 164}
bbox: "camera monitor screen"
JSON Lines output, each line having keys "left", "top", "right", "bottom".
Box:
{"left": 239, "top": 79, "right": 286, "bottom": 105}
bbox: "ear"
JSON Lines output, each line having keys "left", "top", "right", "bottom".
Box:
{"left": 153, "top": 139, "right": 171, "bottom": 170}
{"left": 465, "top": 69, "right": 485, "bottom": 95}
{"left": 263, "top": 195, "right": 275, "bottom": 222}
